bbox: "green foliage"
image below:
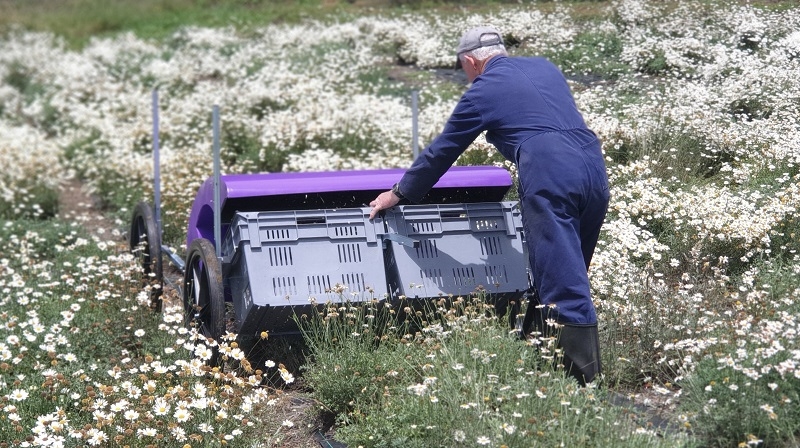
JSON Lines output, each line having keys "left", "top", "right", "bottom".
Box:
{"left": 683, "top": 362, "right": 800, "bottom": 447}
{"left": 3, "top": 1, "right": 800, "bottom": 446}
{"left": 455, "top": 146, "right": 506, "bottom": 167}
{"left": 0, "top": 218, "right": 290, "bottom": 446}
{"left": 0, "top": 183, "right": 59, "bottom": 220}
{"left": 547, "top": 31, "right": 629, "bottom": 79}
{"left": 770, "top": 211, "right": 800, "bottom": 262}
{"left": 601, "top": 292, "right": 676, "bottom": 385}
{"left": 0, "top": 220, "right": 129, "bottom": 372}
{"left": 298, "top": 298, "right": 416, "bottom": 418}
{"left": 300, "top": 297, "right": 694, "bottom": 447}
{"left": 3, "top": 60, "right": 31, "bottom": 93}
{"left": 2, "top": 61, "right": 63, "bottom": 136}
{"left": 728, "top": 97, "right": 774, "bottom": 121}
{"left": 248, "top": 97, "right": 290, "bottom": 120}
{"left": 387, "top": 0, "right": 524, "bottom": 7}
{"left": 62, "top": 130, "right": 108, "bottom": 166}
{"left": 679, "top": 261, "right": 800, "bottom": 447}
{"left": 357, "top": 66, "right": 424, "bottom": 99}
{"left": 93, "top": 169, "right": 149, "bottom": 212}
{"left": 607, "top": 120, "right": 738, "bottom": 185}
{"left": 2, "top": 0, "right": 794, "bottom": 51}
{"left": 222, "top": 124, "right": 271, "bottom": 172}
{"left": 0, "top": 219, "right": 91, "bottom": 260}
{"left": 0, "top": 0, "right": 341, "bottom": 48}
{"left": 641, "top": 50, "right": 670, "bottom": 75}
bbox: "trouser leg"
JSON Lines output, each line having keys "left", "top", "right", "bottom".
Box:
{"left": 517, "top": 139, "right": 608, "bottom": 385}
{"left": 521, "top": 180, "right": 597, "bottom": 325}
{"left": 517, "top": 137, "right": 607, "bottom": 324}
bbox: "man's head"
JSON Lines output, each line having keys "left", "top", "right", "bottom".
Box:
{"left": 456, "top": 26, "right": 507, "bottom": 82}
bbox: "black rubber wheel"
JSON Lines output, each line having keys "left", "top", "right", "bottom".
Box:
{"left": 129, "top": 201, "right": 163, "bottom": 311}
{"left": 183, "top": 237, "right": 225, "bottom": 366}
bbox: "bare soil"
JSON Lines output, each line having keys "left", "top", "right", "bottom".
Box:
{"left": 57, "top": 178, "right": 122, "bottom": 242}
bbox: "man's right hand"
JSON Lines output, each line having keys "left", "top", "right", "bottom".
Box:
{"left": 368, "top": 190, "right": 401, "bottom": 219}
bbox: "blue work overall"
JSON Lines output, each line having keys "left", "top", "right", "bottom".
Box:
{"left": 397, "top": 55, "right": 609, "bottom": 325}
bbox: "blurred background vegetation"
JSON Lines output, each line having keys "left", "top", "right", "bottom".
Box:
{"left": 0, "top": 0, "right": 795, "bottom": 48}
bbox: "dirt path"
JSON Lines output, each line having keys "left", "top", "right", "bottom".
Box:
{"left": 57, "top": 178, "right": 124, "bottom": 243}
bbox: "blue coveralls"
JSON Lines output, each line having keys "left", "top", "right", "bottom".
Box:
{"left": 397, "top": 56, "right": 609, "bottom": 325}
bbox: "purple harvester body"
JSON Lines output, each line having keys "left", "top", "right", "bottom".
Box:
{"left": 186, "top": 166, "right": 513, "bottom": 249}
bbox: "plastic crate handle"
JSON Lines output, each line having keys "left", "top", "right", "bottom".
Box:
{"left": 382, "top": 233, "right": 419, "bottom": 248}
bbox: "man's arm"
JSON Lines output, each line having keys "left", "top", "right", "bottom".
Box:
{"left": 399, "top": 96, "right": 485, "bottom": 202}
{"left": 369, "top": 95, "right": 485, "bottom": 218}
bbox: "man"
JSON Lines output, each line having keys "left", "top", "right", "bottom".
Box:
{"left": 369, "top": 26, "right": 609, "bottom": 386}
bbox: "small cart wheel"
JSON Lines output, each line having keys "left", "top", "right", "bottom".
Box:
{"left": 129, "top": 201, "right": 163, "bottom": 311}
{"left": 183, "top": 237, "right": 225, "bottom": 366}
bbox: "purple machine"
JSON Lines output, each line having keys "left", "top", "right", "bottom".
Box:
{"left": 128, "top": 95, "right": 528, "bottom": 357}
{"left": 186, "top": 166, "right": 512, "bottom": 248}
{"left": 181, "top": 166, "right": 529, "bottom": 338}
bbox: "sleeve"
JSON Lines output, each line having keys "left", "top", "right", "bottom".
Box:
{"left": 398, "top": 95, "right": 486, "bottom": 203}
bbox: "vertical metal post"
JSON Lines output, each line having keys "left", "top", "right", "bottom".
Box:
{"left": 411, "top": 89, "right": 419, "bottom": 159}
{"left": 152, "top": 89, "right": 162, "bottom": 239}
{"left": 212, "top": 105, "right": 222, "bottom": 258}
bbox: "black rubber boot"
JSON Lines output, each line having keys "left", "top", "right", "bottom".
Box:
{"left": 558, "top": 324, "right": 602, "bottom": 386}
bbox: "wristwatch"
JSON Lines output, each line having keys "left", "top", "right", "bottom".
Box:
{"left": 391, "top": 183, "right": 405, "bottom": 200}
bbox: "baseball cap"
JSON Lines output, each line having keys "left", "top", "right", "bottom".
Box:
{"left": 455, "top": 26, "right": 504, "bottom": 69}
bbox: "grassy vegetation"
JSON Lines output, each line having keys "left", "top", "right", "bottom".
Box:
{"left": 298, "top": 297, "right": 694, "bottom": 447}
{"left": 2, "top": 0, "right": 794, "bottom": 49}
{"left": 0, "top": 0, "right": 341, "bottom": 48}
{"left": 0, "top": 219, "right": 311, "bottom": 446}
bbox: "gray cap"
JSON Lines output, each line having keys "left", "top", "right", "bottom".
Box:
{"left": 455, "top": 26, "right": 504, "bottom": 68}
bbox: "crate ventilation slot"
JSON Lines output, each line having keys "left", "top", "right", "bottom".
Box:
{"left": 308, "top": 275, "right": 332, "bottom": 295}
{"left": 268, "top": 246, "right": 293, "bottom": 266}
{"left": 265, "top": 228, "right": 292, "bottom": 241}
{"left": 334, "top": 225, "right": 361, "bottom": 237}
{"left": 480, "top": 236, "right": 503, "bottom": 256}
{"left": 420, "top": 268, "right": 444, "bottom": 288}
{"left": 337, "top": 243, "right": 363, "bottom": 263}
{"left": 473, "top": 219, "right": 500, "bottom": 231}
{"left": 410, "top": 222, "right": 437, "bottom": 234}
{"left": 485, "top": 264, "right": 509, "bottom": 285}
{"left": 341, "top": 272, "right": 367, "bottom": 292}
{"left": 414, "top": 239, "right": 438, "bottom": 259}
{"left": 452, "top": 267, "right": 476, "bottom": 286}
{"left": 272, "top": 276, "right": 297, "bottom": 297}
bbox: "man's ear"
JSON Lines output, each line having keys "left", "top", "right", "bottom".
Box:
{"left": 464, "top": 55, "right": 477, "bottom": 70}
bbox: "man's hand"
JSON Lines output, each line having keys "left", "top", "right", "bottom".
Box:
{"left": 369, "top": 190, "right": 400, "bottom": 219}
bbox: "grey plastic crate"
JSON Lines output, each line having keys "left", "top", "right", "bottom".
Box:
{"left": 223, "top": 208, "right": 388, "bottom": 335}
{"left": 383, "top": 201, "right": 529, "bottom": 300}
